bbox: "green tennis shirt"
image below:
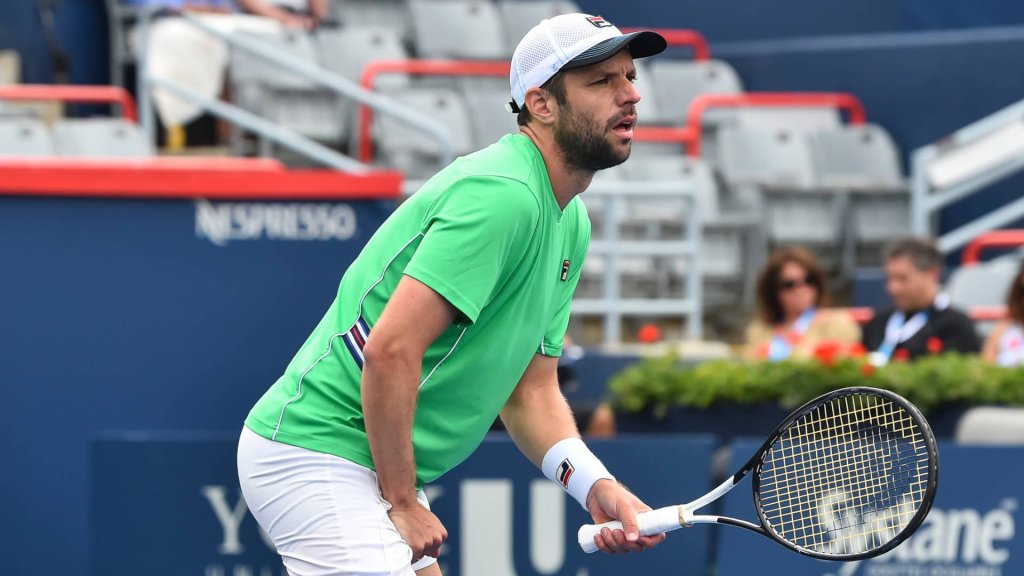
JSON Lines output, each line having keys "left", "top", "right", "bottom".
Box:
{"left": 245, "top": 134, "right": 590, "bottom": 485}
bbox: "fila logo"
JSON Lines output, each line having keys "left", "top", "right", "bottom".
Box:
{"left": 556, "top": 458, "right": 575, "bottom": 488}
{"left": 560, "top": 259, "right": 570, "bottom": 281}
{"left": 586, "top": 15, "right": 613, "bottom": 28}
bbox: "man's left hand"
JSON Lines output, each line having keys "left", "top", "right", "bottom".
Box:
{"left": 585, "top": 479, "right": 667, "bottom": 554}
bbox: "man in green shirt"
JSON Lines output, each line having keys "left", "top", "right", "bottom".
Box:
{"left": 238, "top": 13, "right": 668, "bottom": 575}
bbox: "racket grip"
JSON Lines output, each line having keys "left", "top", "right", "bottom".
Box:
{"left": 577, "top": 505, "right": 683, "bottom": 553}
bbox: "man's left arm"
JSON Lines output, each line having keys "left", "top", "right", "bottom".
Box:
{"left": 500, "top": 353, "right": 666, "bottom": 554}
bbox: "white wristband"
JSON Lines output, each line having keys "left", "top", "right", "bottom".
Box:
{"left": 542, "top": 438, "right": 615, "bottom": 510}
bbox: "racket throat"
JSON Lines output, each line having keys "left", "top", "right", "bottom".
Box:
{"left": 679, "top": 474, "right": 742, "bottom": 526}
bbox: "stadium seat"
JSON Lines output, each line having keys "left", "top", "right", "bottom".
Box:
{"left": 374, "top": 88, "right": 474, "bottom": 178}
{"left": 230, "top": 30, "right": 345, "bottom": 144}
{"left": 811, "top": 124, "right": 904, "bottom": 190}
{"left": 460, "top": 78, "right": 519, "bottom": 150}
{"left": 734, "top": 107, "right": 842, "bottom": 134}
{"left": 715, "top": 126, "right": 817, "bottom": 190}
{"left": 956, "top": 406, "right": 1024, "bottom": 445}
{"left": 497, "top": 0, "right": 581, "bottom": 54}
{"left": 0, "top": 117, "right": 56, "bottom": 156}
{"left": 648, "top": 60, "right": 743, "bottom": 125}
{"left": 408, "top": 0, "right": 507, "bottom": 59}
{"left": 947, "top": 256, "right": 1020, "bottom": 336}
{"left": 52, "top": 118, "right": 152, "bottom": 157}
{"left": 315, "top": 26, "right": 410, "bottom": 89}
{"left": 328, "top": 0, "right": 411, "bottom": 41}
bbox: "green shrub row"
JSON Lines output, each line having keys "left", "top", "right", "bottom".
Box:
{"left": 609, "top": 354, "right": 1024, "bottom": 417}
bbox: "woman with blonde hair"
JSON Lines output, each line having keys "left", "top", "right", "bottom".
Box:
{"left": 982, "top": 262, "right": 1024, "bottom": 366}
{"left": 745, "top": 247, "right": 861, "bottom": 361}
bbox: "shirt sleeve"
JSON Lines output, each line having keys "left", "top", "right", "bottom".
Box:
{"left": 403, "top": 176, "right": 539, "bottom": 324}
{"left": 538, "top": 203, "right": 591, "bottom": 357}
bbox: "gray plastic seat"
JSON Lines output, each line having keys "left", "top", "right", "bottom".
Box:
{"left": 734, "top": 107, "right": 842, "bottom": 134}
{"left": 328, "top": 0, "right": 411, "bottom": 41}
{"left": 315, "top": 26, "right": 410, "bottom": 88}
{"left": 230, "top": 30, "right": 345, "bottom": 143}
{"left": 230, "top": 30, "right": 319, "bottom": 90}
{"left": 409, "top": 0, "right": 507, "bottom": 59}
{"left": 715, "top": 127, "right": 817, "bottom": 189}
{"left": 956, "top": 406, "right": 1024, "bottom": 445}
{"left": 497, "top": 0, "right": 581, "bottom": 53}
{"left": 811, "top": 124, "right": 904, "bottom": 190}
{"left": 0, "top": 117, "right": 56, "bottom": 156}
{"left": 648, "top": 60, "right": 743, "bottom": 125}
{"left": 375, "top": 88, "right": 474, "bottom": 178}
{"left": 53, "top": 118, "right": 152, "bottom": 157}
{"left": 948, "top": 257, "right": 1021, "bottom": 310}
{"left": 459, "top": 78, "right": 519, "bottom": 150}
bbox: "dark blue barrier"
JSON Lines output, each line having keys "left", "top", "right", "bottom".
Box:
{"left": 91, "top": 433, "right": 717, "bottom": 576}
{"left": 716, "top": 440, "right": 1024, "bottom": 575}
{"left": 0, "top": 195, "right": 394, "bottom": 576}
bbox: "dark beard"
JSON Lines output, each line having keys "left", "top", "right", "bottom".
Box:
{"left": 553, "top": 103, "right": 631, "bottom": 173}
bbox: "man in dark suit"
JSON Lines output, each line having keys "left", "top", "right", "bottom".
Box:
{"left": 863, "top": 237, "right": 981, "bottom": 365}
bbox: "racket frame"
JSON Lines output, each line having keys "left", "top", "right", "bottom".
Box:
{"left": 577, "top": 386, "right": 939, "bottom": 560}
{"left": 748, "top": 386, "right": 940, "bottom": 560}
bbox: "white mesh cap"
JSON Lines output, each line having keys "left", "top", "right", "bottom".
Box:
{"left": 508, "top": 13, "right": 666, "bottom": 112}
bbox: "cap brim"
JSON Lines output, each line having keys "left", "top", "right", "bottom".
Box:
{"left": 560, "top": 30, "right": 668, "bottom": 71}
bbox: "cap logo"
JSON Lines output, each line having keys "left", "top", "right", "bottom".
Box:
{"left": 586, "top": 15, "right": 612, "bottom": 28}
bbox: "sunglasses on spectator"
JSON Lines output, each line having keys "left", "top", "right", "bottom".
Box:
{"left": 779, "top": 276, "right": 815, "bottom": 291}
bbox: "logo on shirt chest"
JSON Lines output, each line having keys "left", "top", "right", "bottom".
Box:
{"left": 560, "top": 259, "right": 570, "bottom": 282}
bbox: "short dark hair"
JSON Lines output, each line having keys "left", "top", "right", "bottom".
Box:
{"left": 755, "top": 246, "right": 828, "bottom": 324}
{"left": 516, "top": 71, "right": 568, "bottom": 127}
{"left": 884, "top": 237, "right": 943, "bottom": 272}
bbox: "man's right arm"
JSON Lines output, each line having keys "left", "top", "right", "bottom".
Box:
{"left": 361, "top": 275, "right": 457, "bottom": 561}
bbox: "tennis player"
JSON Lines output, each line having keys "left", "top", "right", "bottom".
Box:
{"left": 238, "top": 13, "right": 668, "bottom": 575}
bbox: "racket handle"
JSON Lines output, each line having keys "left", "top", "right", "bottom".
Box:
{"left": 577, "top": 505, "right": 683, "bottom": 554}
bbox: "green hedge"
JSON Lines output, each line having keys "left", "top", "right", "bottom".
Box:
{"left": 609, "top": 354, "right": 1024, "bottom": 417}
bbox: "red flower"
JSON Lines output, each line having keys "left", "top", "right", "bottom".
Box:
{"left": 893, "top": 348, "right": 910, "bottom": 362}
{"left": 926, "top": 337, "right": 944, "bottom": 355}
{"left": 861, "top": 363, "right": 876, "bottom": 377}
{"left": 848, "top": 343, "right": 867, "bottom": 358}
{"left": 813, "top": 341, "right": 842, "bottom": 366}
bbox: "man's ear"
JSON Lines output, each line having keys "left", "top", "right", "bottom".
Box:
{"left": 525, "top": 87, "right": 556, "bottom": 126}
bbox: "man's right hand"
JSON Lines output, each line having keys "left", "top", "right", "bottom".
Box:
{"left": 388, "top": 503, "right": 448, "bottom": 563}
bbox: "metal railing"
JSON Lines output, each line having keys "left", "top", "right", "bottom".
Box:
{"left": 910, "top": 97, "right": 1024, "bottom": 253}
{"left": 134, "top": 9, "right": 455, "bottom": 171}
{"left": 572, "top": 180, "right": 703, "bottom": 344}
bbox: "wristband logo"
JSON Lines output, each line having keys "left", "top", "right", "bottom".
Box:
{"left": 556, "top": 459, "right": 575, "bottom": 488}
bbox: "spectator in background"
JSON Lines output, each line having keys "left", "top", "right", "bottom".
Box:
{"left": 234, "top": 0, "right": 327, "bottom": 29}
{"left": 863, "top": 237, "right": 980, "bottom": 365}
{"left": 745, "top": 247, "right": 861, "bottom": 362}
{"left": 982, "top": 262, "right": 1024, "bottom": 367}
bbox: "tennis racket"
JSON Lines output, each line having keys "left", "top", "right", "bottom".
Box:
{"left": 578, "top": 387, "right": 939, "bottom": 560}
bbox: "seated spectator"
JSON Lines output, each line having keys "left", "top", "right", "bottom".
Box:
{"left": 863, "top": 237, "right": 980, "bottom": 365}
{"left": 745, "top": 247, "right": 861, "bottom": 362}
{"left": 982, "top": 262, "right": 1024, "bottom": 366}
{"left": 235, "top": 0, "right": 327, "bottom": 29}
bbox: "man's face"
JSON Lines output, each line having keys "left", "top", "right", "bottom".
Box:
{"left": 552, "top": 50, "right": 640, "bottom": 172}
{"left": 885, "top": 256, "right": 939, "bottom": 311}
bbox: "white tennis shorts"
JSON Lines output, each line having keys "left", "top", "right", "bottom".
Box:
{"left": 237, "top": 427, "right": 438, "bottom": 576}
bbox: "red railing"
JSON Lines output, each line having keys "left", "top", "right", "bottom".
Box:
{"left": 0, "top": 84, "right": 138, "bottom": 123}
{"left": 0, "top": 157, "right": 403, "bottom": 199}
{"left": 357, "top": 59, "right": 510, "bottom": 164}
{"left": 680, "top": 92, "right": 867, "bottom": 156}
{"left": 962, "top": 230, "right": 1024, "bottom": 265}
{"left": 622, "top": 27, "right": 710, "bottom": 61}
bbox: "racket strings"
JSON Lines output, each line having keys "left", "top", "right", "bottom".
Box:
{"left": 757, "top": 393, "right": 930, "bottom": 556}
